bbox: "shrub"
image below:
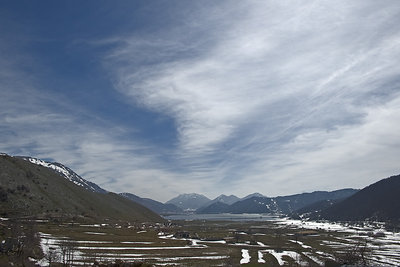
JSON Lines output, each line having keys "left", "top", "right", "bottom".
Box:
{"left": 0, "top": 187, "right": 8, "bottom": 202}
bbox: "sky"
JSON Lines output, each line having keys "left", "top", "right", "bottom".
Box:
{"left": 1, "top": 1, "right": 400, "bottom": 202}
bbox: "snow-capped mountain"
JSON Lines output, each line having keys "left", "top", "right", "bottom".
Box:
{"left": 18, "top": 156, "right": 107, "bottom": 193}
{"left": 166, "top": 193, "right": 210, "bottom": 211}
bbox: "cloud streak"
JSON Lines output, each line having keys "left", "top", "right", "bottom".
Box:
{"left": 103, "top": 1, "right": 400, "bottom": 197}
{"left": 0, "top": 54, "right": 208, "bottom": 200}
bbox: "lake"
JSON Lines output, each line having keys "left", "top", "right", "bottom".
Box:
{"left": 162, "top": 213, "right": 283, "bottom": 221}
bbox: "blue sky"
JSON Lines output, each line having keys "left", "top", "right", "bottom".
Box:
{"left": 1, "top": 1, "right": 400, "bottom": 202}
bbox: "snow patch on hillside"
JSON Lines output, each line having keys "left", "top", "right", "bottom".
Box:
{"left": 20, "top": 156, "right": 106, "bottom": 193}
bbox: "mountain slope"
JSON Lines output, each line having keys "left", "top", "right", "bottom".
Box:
{"left": 274, "top": 189, "right": 358, "bottom": 214}
{"left": 207, "top": 194, "right": 240, "bottom": 205}
{"left": 213, "top": 194, "right": 240, "bottom": 205}
{"left": 17, "top": 156, "right": 107, "bottom": 193}
{"left": 195, "top": 194, "right": 240, "bottom": 213}
{"left": 198, "top": 189, "right": 358, "bottom": 214}
{"left": 120, "top": 192, "right": 182, "bottom": 214}
{"left": 166, "top": 193, "right": 210, "bottom": 210}
{"left": 317, "top": 174, "right": 400, "bottom": 221}
{"left": 290, "top": 198, "right": 345, "bottom": 219}
{"left": 196, "top": 201, "right": 231, "bottom": 214}
{"left": 228, "top": 196, "right": 278, "bottom": 213}
{"left": 0, "top": 155, "right": 163, "bottom": 222}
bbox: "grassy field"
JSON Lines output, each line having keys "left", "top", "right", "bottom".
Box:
{"left": 2, "top": 216, "right": 400, "bottom": 266}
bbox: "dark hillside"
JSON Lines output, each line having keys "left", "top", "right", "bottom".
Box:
{"left": 0, "top": 155, "right": 163, "bottom": 222}
{"left": 120, "top": 192, "right": 182, "bottom": 214}
{"left": 197, "top": 201, "right": 230, "bottom": 214}
{"left": 318, "top": 174, "right": 400, "bottom": 221}
{"left": 290, "top": 198, "right": 344, "bottom": 219}
{"left": 274, "top": 189, "right": 358, "bottom": 214}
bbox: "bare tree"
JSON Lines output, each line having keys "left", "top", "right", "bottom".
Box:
{"left": 44, "top": 247, "right": 59, "bottom": 266}
{"left": 335, "top": 240, "right": 371, "bottom": 265}
{"left": 59, "top": 239, "right": 69, "bottom": 266}
{"left": 82, "top": 247, "right": 100, "bottom": 266}
{"left": 65, "top": 240, "right": 78, "bottom": 266}
{"left": 2, "top": 220, "right": 41, "bottom": 265}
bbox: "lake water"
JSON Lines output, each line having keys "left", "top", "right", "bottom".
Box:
{"left": 162, "top": 213, "right": 283, "bottom": 221}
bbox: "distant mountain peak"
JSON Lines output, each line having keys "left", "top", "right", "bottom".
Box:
{"left": 166, "top": 193, "right": 210, "bottom": 211}
{"left": 17, "top": 156, "right": 107, "bottom": 194}
{"left": 242, "top": 192, "right": 266, "bottom": 199}
{"left": 179, "top": 193, "right": 205, "bottom": 197}
{"left": 211, "top": 194, "right": 240, "bottom": 205}
{"left": 217, "top": 194, "right": 237, "bottom": 198}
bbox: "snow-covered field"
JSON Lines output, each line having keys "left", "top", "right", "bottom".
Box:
{"left": 34, "top": 218, "right": 400, "bottom": 266}
{"left": 37, "top": 231, "right": 229, "bottom": 266}
{"left": 262, "top": 249, "right": 308, "bottom": 266}
{"left": 275, "top": 218, "right": 400, "bottom": 266}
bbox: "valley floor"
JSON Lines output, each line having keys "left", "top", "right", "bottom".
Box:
{"left": 2, "top": 216, "right": 400, "bottom": 266}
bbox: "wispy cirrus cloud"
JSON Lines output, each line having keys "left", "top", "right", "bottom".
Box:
{"left": 103, "top": 1, "right": 400, "bottom": 196}
{"left": 243, "top": 95, "right": 400, "bottom": 195}
{"left": 0, "top": 84, "right": 209, "bottom": 200}
{"left": 0, "top": 52, "right": 208, "bottom": 200}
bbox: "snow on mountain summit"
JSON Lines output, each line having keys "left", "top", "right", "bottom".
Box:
{"left": 18, "top": 156, "right": 107, "bottom": 194}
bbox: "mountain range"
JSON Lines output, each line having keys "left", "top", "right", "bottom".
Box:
{"left": 2, "top": 153, "right": 399, "bottom": 222}
{"left": 7, "top": 153, "right": 360, "bottom": 219}
{"left": 195, "top": 189, "right": 358, "bottom": 215}
{"left": 164, "top": 192, "right": 268, "bottom": 212}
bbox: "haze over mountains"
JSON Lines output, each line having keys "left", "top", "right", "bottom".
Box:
{"left": 2, "top": 153, "right": 399, "bottom": 222}
{"left": 164, "top": 193, "right": 271, "bottom": 211}
{"left": 173, "top": 189, "right": 358, "bottom": 214}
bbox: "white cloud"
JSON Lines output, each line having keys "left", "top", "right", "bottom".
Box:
{"left": 104, "top": 1, "right": 400, "bottom": 197}
{"left": 244, "top": 94, "right": 400, "bottom": 196}
{"left": 0, "top": 61, "right": 208, "bottom": 201}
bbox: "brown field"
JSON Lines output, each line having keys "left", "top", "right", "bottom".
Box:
{"left": 2, "top": 217, "right": 400, "bottom": 266}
